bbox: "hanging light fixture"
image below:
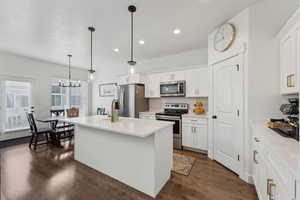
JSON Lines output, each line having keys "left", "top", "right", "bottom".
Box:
{"left": 59, "top": 54, "right": 81, "bottom": 88}
{"left": 128, "top": 5, "right": 137, "bottom": 71}
{"left": 88, "top": 26, "right": 96, "bottom": 80}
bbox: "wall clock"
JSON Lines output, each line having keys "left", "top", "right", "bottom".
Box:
{"left": 214, "top": 23, "right": 236, "bottom": 52}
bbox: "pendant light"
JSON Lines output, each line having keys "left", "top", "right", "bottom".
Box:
{"left": 128, "top": 5, "right": 137, "bottom": 67}
{"left": 59, "top": 54, "right": 81, "bottom": 88}
{"left": 88, "top": 26, "right": 96, "bottom": 80}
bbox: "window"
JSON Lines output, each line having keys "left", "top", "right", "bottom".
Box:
{"left": 51, "top": 80, "right": 88, "bottom": 112}
{"left": 51, "top": 82, "right": 67, "bottom": 108}
{"left": 70, "top": 87, "right": 81, "bottom": 108}
{"left": 2, "top": 81, "right": 32, "bottom": 131}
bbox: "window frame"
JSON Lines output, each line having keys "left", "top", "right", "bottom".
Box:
{"left": 1, "top": 79, "right": 32, "bottom": 133}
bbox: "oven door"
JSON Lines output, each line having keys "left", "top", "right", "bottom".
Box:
{"left": 160, "top": 81, "right": 185, "bottom": 97}
{"left": 155, "top": 115, "right": 181, "bottom": 138}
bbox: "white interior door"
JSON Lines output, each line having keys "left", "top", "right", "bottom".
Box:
{"left": 212, "top": 55, "right": 243, "bottom": 175}
{"left": 0, "top": 80, "right": 4, "bottom": 136}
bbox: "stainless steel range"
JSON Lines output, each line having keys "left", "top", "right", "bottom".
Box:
{"left": 156, "top": 103, "right": 188, "bottom": 149}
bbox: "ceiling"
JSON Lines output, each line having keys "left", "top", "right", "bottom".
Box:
{"left": 0, "top": 0, "right": 259, "bottom": 69}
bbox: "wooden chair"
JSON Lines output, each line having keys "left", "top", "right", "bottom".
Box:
{"left": 50, "top": 109, "right": 73, "bottom": 129}
{"left": 50, "top": 109, "right": 65, "bottom": 117}
{"left": 50, "top": 120, "right": 74, "bottom": 147}
{"left": 26, "top": 113, "right": 52, "bottom": 150}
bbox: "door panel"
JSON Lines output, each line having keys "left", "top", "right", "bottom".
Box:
{"left": 182, "top": 125, "right": 193, "bottom": 148}
{"left": 213, "top": 55, "right": 242, "bottom": 175}
{"left": 193, "top": 125, "right": 208, "bottom": 150}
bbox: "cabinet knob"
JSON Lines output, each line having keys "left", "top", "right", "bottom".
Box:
{"left": 212, "top": 115, "right": 217, "bottom": 119}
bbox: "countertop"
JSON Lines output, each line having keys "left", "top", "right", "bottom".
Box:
{"left": 60, "top": 115, "right": 174, "bottom": 138}
{"left": 251, "top": 121, "right": 300, "bottom": 177}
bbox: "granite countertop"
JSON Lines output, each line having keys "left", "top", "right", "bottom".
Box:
{"left": 60, "top": 115, "right": 174, "bottom": 138}
{"left": 251, "top": 121, "right": 300, "bottom": 178}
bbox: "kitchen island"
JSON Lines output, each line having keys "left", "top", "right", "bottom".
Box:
{"left": 60, "top": 115, "right": 173, "bottom": 198}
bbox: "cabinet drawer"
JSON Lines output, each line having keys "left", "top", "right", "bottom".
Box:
{"left": 182, "top": 117, "right": 207, "bottom": 125}
{"left": 139, "top": 114, "right": 156, "bottom": 120}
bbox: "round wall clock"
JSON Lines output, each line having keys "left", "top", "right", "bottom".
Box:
{"left": 214, "top": 23, "right": 236, "bottom": 52}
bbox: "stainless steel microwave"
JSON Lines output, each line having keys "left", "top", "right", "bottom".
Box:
{"left": 160, "top": 81, "right": 186, "bottom": 97}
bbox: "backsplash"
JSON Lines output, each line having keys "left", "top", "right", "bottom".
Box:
{"left": 149, "top": 97, "right": 208, "bottom": 113}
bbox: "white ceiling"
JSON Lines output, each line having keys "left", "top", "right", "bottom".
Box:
{"left": 0, "top": 0, "right": 259, "bottom": 69}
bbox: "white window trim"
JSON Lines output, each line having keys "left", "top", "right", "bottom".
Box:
{"left": 0, "top": 75, "right": 34, "bottom": 134}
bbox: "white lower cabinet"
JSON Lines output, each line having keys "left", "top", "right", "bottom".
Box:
{"left": 182, "top": 117, "right": 208, "bottom": 151}
{"left": 139, "top": 113, "right": 156, "bottom": 120}
{"left": 253, "top": 137, "right": 296, "bottom": 200}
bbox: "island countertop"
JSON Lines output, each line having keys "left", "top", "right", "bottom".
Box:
{"left": 60, "top": 115, "right": 174, "bottom": 138}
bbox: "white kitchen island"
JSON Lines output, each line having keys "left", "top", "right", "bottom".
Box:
{"left": 61, "top": 115, "right": 173, "bottom": 198}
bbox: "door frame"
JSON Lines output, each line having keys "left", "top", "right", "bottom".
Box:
{"left": 208, "top": 52, "right": 248, "bottom": 182}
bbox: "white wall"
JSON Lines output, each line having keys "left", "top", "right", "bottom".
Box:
{"left": 247, "top": 0, "right": 298, "bottom": 182}
{"left": 92, "top": 49, "right": 208, "bottom": 114}
{"left": 149, "top": 97, "right": 208, "bottom": 113}
{"left": 0, "top": 51, "right": 89, "bottom": 140}
{"left": 136, "top": 49, "right": 208, "bottom": 74}
{"left": 208, "top": 8, "right": 250, "bottom": 182}
{"left": 248, "top": 0, "right": 299, "bottom": 121}
{"left": 207, "top": 0, "right": 299, "bottom": 183}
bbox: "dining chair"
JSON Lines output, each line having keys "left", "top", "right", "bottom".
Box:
{"left": 50, "top": 109, "right": 74, "bottom": 129}
{"left": 26, "top": 113, "right": 52, "bottom": 150}
{"left": 50, "top": 120, "right": 74, "bottom": 147}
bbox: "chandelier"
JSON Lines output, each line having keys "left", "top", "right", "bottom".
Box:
{"left": 59, "top": 54, "right": 81, "bottom": 88}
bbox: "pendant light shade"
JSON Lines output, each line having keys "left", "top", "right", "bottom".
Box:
{"left": 88, "top": 26, "right": 96, "bottom": 80}
{"left": 128, "top": 5, "right": 136, "bottom": 66}
{"left": 59, "top": 54, "right": 81, "bottom": 88}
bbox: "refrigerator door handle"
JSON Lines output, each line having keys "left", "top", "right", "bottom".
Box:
{"left": 119, "top": 87, "right": 125, "bottom": 115}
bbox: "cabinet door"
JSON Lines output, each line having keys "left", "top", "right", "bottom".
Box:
{"left": 118, "top": 75, "right": 129, "bottom": 85}
{"left": 144, "top": 76, "right": 151, "bottom": 98}
{"left": 185, "top": 68, "right": 209, "bottom": 97}
{"left": 266, "top": 159, "right": 294, "bottom": 200}
{"left": 160, "top": 71, "right": 184, "bottom": 82}
{"left": 182, "top": 125, "right": 193, "bottom": 148}
{"left": 151, "top": 75, "right": 161, "bottom": 97}
{"left": 193, "top": 124, "right": 208, "bottom": 150}
{"left": 139, "top": 114, "right": 156, "bottom": 120}
{"left": 280, "top": 31, "right": 297, "bottom": 94}
{"left": 144, "top": 74, "right": 160, "bottom": 98}
{"left": 256, "top": 149, "right": 269, "bottom": 200}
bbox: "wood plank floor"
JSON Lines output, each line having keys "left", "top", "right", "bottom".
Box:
{"left": 0, "top": 144, "right": 258, "bottom": 200}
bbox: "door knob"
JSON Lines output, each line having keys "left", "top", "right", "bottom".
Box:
{"left": 212, "top": 115, "right": 217, "bottom": 119}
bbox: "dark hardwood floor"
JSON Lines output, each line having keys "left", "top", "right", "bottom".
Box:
{"left": 0, "top": 144, "right": 258, "bottom": 200}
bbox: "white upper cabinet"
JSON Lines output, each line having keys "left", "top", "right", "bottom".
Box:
{"left": 278, "top": 12, "right": 300, "bottom": 94}
{"left": 280, "top": 30, "right": 298, "bottom": 94}
{"left": 118, "top": 74, "right": 144, "bottom": 85}
{"left": 160, "top": 71, "right": 185, "bottom": 82}
{"left": 145, "top": 74, "right": 160, "bottom": 98}
{"left": 125, "top": 67, "right": 209, "bottom": 98}
{"left": 185, "top": 68, "right": 209, "bottom": 97}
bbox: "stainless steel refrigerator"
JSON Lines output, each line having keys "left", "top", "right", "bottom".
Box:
{"left": 118, "top": 84, "right": 149, "bottom": 118}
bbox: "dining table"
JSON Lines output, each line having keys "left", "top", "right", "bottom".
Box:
{"left": 37, "top": 116, "right": 74, "bottom": 147}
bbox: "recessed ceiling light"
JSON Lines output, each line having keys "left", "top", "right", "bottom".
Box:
{"left": 173, "top": 29, "right": 181, "bottom": 35}
{"left": 139, "top": 40, "right": 145, "bottom": 45}
{"left": 113, "top": 48, "right": 119, "bottom": 52}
